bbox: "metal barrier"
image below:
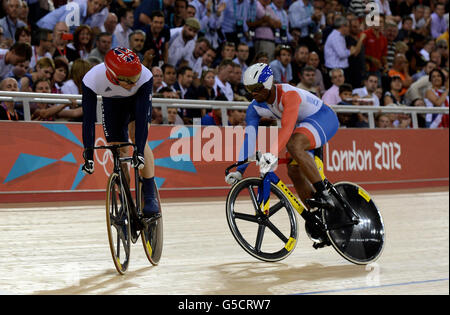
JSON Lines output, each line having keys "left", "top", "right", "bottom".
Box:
{"left": 1, "top": 90, "right": 449, "bottom": 128}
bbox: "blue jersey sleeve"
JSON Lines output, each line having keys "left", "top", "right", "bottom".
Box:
{"left": 134, "top": 78, "right": 153, "bottom": 156}
{"left": 81, "top": 82, "right": 98, "bottom": 160}
{"left": 237, "top": 101, "right": 261, "bottom": 174}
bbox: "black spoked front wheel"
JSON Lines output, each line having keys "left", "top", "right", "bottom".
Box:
{"left": 324, "top": 182, "right": 385, "bottom": 265}
{"left": 226, "top": 177, "right": 298, "bottom": 262}
{"left": 106, "top": 173, "right": 131, "bottom": 274}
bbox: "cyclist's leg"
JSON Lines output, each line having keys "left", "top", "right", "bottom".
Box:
{"left": 128, "top": 121, "right": 160, "bottom": 219}
{"left": 287, "top": 161, "right": 314, "bottom": 207}
{"left": 286, "top": 105, "right": 339, "bottom": 205}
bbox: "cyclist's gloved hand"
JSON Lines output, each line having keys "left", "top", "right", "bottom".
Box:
{"left": 258, "top": 152, "right": 278, "bottom": 175}
{"left": 225, "top": 171, "right": 242, "bottom": 185}
{"left": 82, "top": 148, "right": 94, "bottom": 175}
{"left": 132, "top": 152, "right": 145, "bottom": 170}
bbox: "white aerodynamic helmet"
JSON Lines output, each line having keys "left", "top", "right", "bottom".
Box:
{"left": 243, "top": 63, "right": 274, "bottom": 92}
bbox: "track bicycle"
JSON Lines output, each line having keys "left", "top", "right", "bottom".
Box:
{"left": 225, "top": 149, "right": 385, "bottom": 265}
{"left": 94, "top": 143, "right": 163, "bottom": 275}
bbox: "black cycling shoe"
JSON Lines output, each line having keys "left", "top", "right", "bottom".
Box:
{"left": 307, "top": 190, "right": 335, "bottom": 210}
{"left": 142, "top": 212, "right": 161, "bottom": 225}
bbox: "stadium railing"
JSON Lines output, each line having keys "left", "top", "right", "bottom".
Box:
{"left": 1, "top": 91, "right": 449, "bottom": 129}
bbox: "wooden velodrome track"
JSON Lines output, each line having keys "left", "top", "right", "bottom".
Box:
{"left": 0, "top": 187, "right": 448, "bottom": 295}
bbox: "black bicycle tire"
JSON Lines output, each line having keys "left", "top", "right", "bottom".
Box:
{"left": 106, "top": 172, "right": 131, "bottom": 274}
{"left": 140, "top": 180, "right": 164, "bottom": 266}
{"left": 324, "top": 181, "right": 385, "bottom": 265}
{"left": 226, "top": 177, "right": 298, "bottom": 262}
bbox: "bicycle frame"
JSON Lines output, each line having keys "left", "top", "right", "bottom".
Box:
{"left": 96, "top": 143, "right": 143, "bottom": 228}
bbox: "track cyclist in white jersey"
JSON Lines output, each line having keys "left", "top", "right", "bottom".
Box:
{"left": 225, "top": 63, "right": 340, "bottom": 211}
{"left": 81, "top": 47, "right": 160, "bottom": 223}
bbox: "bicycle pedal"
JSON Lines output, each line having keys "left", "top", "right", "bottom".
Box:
{"left": 312, "top": 239, "right": 331, "bottom": 250}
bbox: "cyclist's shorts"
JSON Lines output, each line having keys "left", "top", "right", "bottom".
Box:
{"left": 101, "top": 96, "right": 137, "bottom": 143}
{"left": 293, "top": 104, "right": 339, "bottom": 150}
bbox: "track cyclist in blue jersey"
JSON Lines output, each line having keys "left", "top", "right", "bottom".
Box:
{"left": 81, "top": 47, "right": 160, "bottom": 223}
{"left": 225, "top": 63, "right": 340, "bottom": 211}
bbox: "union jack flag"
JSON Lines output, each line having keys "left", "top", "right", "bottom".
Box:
{"left": 113, "top": 47, "right": 135, "bottom": 62}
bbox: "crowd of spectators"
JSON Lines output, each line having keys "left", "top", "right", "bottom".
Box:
{"left": 0, "top": 0, "right": 448, "bottom": 128}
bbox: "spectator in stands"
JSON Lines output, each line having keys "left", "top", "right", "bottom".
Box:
{"left": 167, "top": 107, "right": 184, "bottom": 125}
{"left": 7, "top": 58, "right": 29, "bottom": 89}
{"left": 419, "top": 37, "right": 435, "bottom": 62}
{"left": 29, "top": 28, "right": 52, "bottom": 71}
{"left": 213, "top": 59, "right": 234, "bottom": 101}
{"left": 375, "top": 113, "right": 392, "bottom": 128}
{"left": 31, "top": 78, "right": 54, "bottom": 121}
{"left": 161, "top": 63, "right": 177, "bottom": 91}
{"left": 288, "top": 0, "right": 314, "bottom": 38}
{"left": 142, "top": 11, "right": 170, "bottom": 68}
{"left": 0, "top": 41, "right": 31, "bottom": 80}
{"left": 186, "top": 37, "right": 211, "bottom": 81}
{"left": 193, "top": 47, "right": 216, "bottom": 87}
{"left": 270, "top": 0, "right": 291, "bottom": 45}
{"left": 396, "top": 16, "right": 414, "bottom": 43}
{"left": 252, "top": 0, "right": 281, "bottom": 62}
{"left": 37, "top": 0, "right": 103, "bottom": 32}
{"left": 20, "top": 56, "right": 54, "bottom": 92}
{"left": 88, "top": 32, "right": 112, "bottom": 62}
{"left": 69, "top": 25, "right": 94, "bottom": 60}
{"left": 197, "top": 68, "right": 216, "bottom": 101}
{"left": 250, "top": 51, "right": 270, "bottom": 65}
{"left": 174, "top": 65, "right": 196, "bottom": 100}
{"left": 167, "top": 0, "right": 188, "bottom": 29}
{"left": 227, "top": 109, "right": 246, "bottom": 126}
{"left": 151, "top": 66, "right": 164, "bottom": 94}
{"left": 353, "top": 73, "right": 380, "bottom": 107}
{"left": 424, "top": 68, "right": 449, "bottom": 128}
{"left": 269, "top": 44, "right": 292, "bottom": 83}
{"left": 336, "top": 83, "right": 357, "bottom": 128}
{"left": 307, "top": 51, "right": 325, "bottom": 95}
{"left": 114, "top": 7, "right": 134, "bottom": 49}
{"left": 431, "top": 3, "right": 448, "bottom": 39}
{"left": 363, "top": 14, "right": 387, "bottom": 78}
{"left": 324, "top": 16, "right": 364, "bottom": 83}
{"left": 322, "top": 68, "right": 345, "bottom": 106}
{"left": 51, "top": 22, "right": 79, "bottom": 63}
{"left": 436, "top": 39, "right": 449, "bottom": 68}
{"left": 346, "top": 14, "right": 367, "bottom": 89}
{"left": 297, "top": 65, "right": 320, "bottom": 97}
{"left": 61, "top": 59, "right": 92, "bottom": 96}
{"left": 213, "top": 41, "right": 236, "bottom": 68}
{"left": 412, "top": 60, "right": 437, "bottom": 82}
{"left": 0, "top": 0, "right": 26, "bottom": 41}
{"left": 151, "top": 107, "right": 163, "bottom": 124}
{"left": 222, "top": 0, "right": 248, "bottom": 47}
{"left": 186, "top": 3, "right": 196, "bottom": 18}
{"left": 197, "top": 0, "right": 225, "bottom": 50}
{"left": 290, "top": 44, "right": 309, "bottom": 85}
{"left": 51, "top": 58, "right": 69, "bottom": 94}
{"left": 388, "top": 53, "right": 413, "bottom": 96}
{"left": 410, "top": 98, "right": 428, "bottom": 128}
{"left": 384, "top": 75, "right": 405, "bottom": 106}
{"left": 102, "top": 12, "right": 118, "bottom": 48}
{"left": 129, "top": 30, "right": 146, "bottom": 61}
{"left": 0, "top": 77, "right": 22, "bottom": 120}
{"left": 384, "top": 21, "right": 399, "bottom": 70}
{"left": 169, "top": 17, "right": 200, "bottom": 67}
{"left": 230, "top": 62, "right": 250, "bottom": 101}
{"left": 233, "top": 42, "right": 250, "bottom": 79}
{"left": 14, "top": 25, "right": 30, "bottom": 45}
